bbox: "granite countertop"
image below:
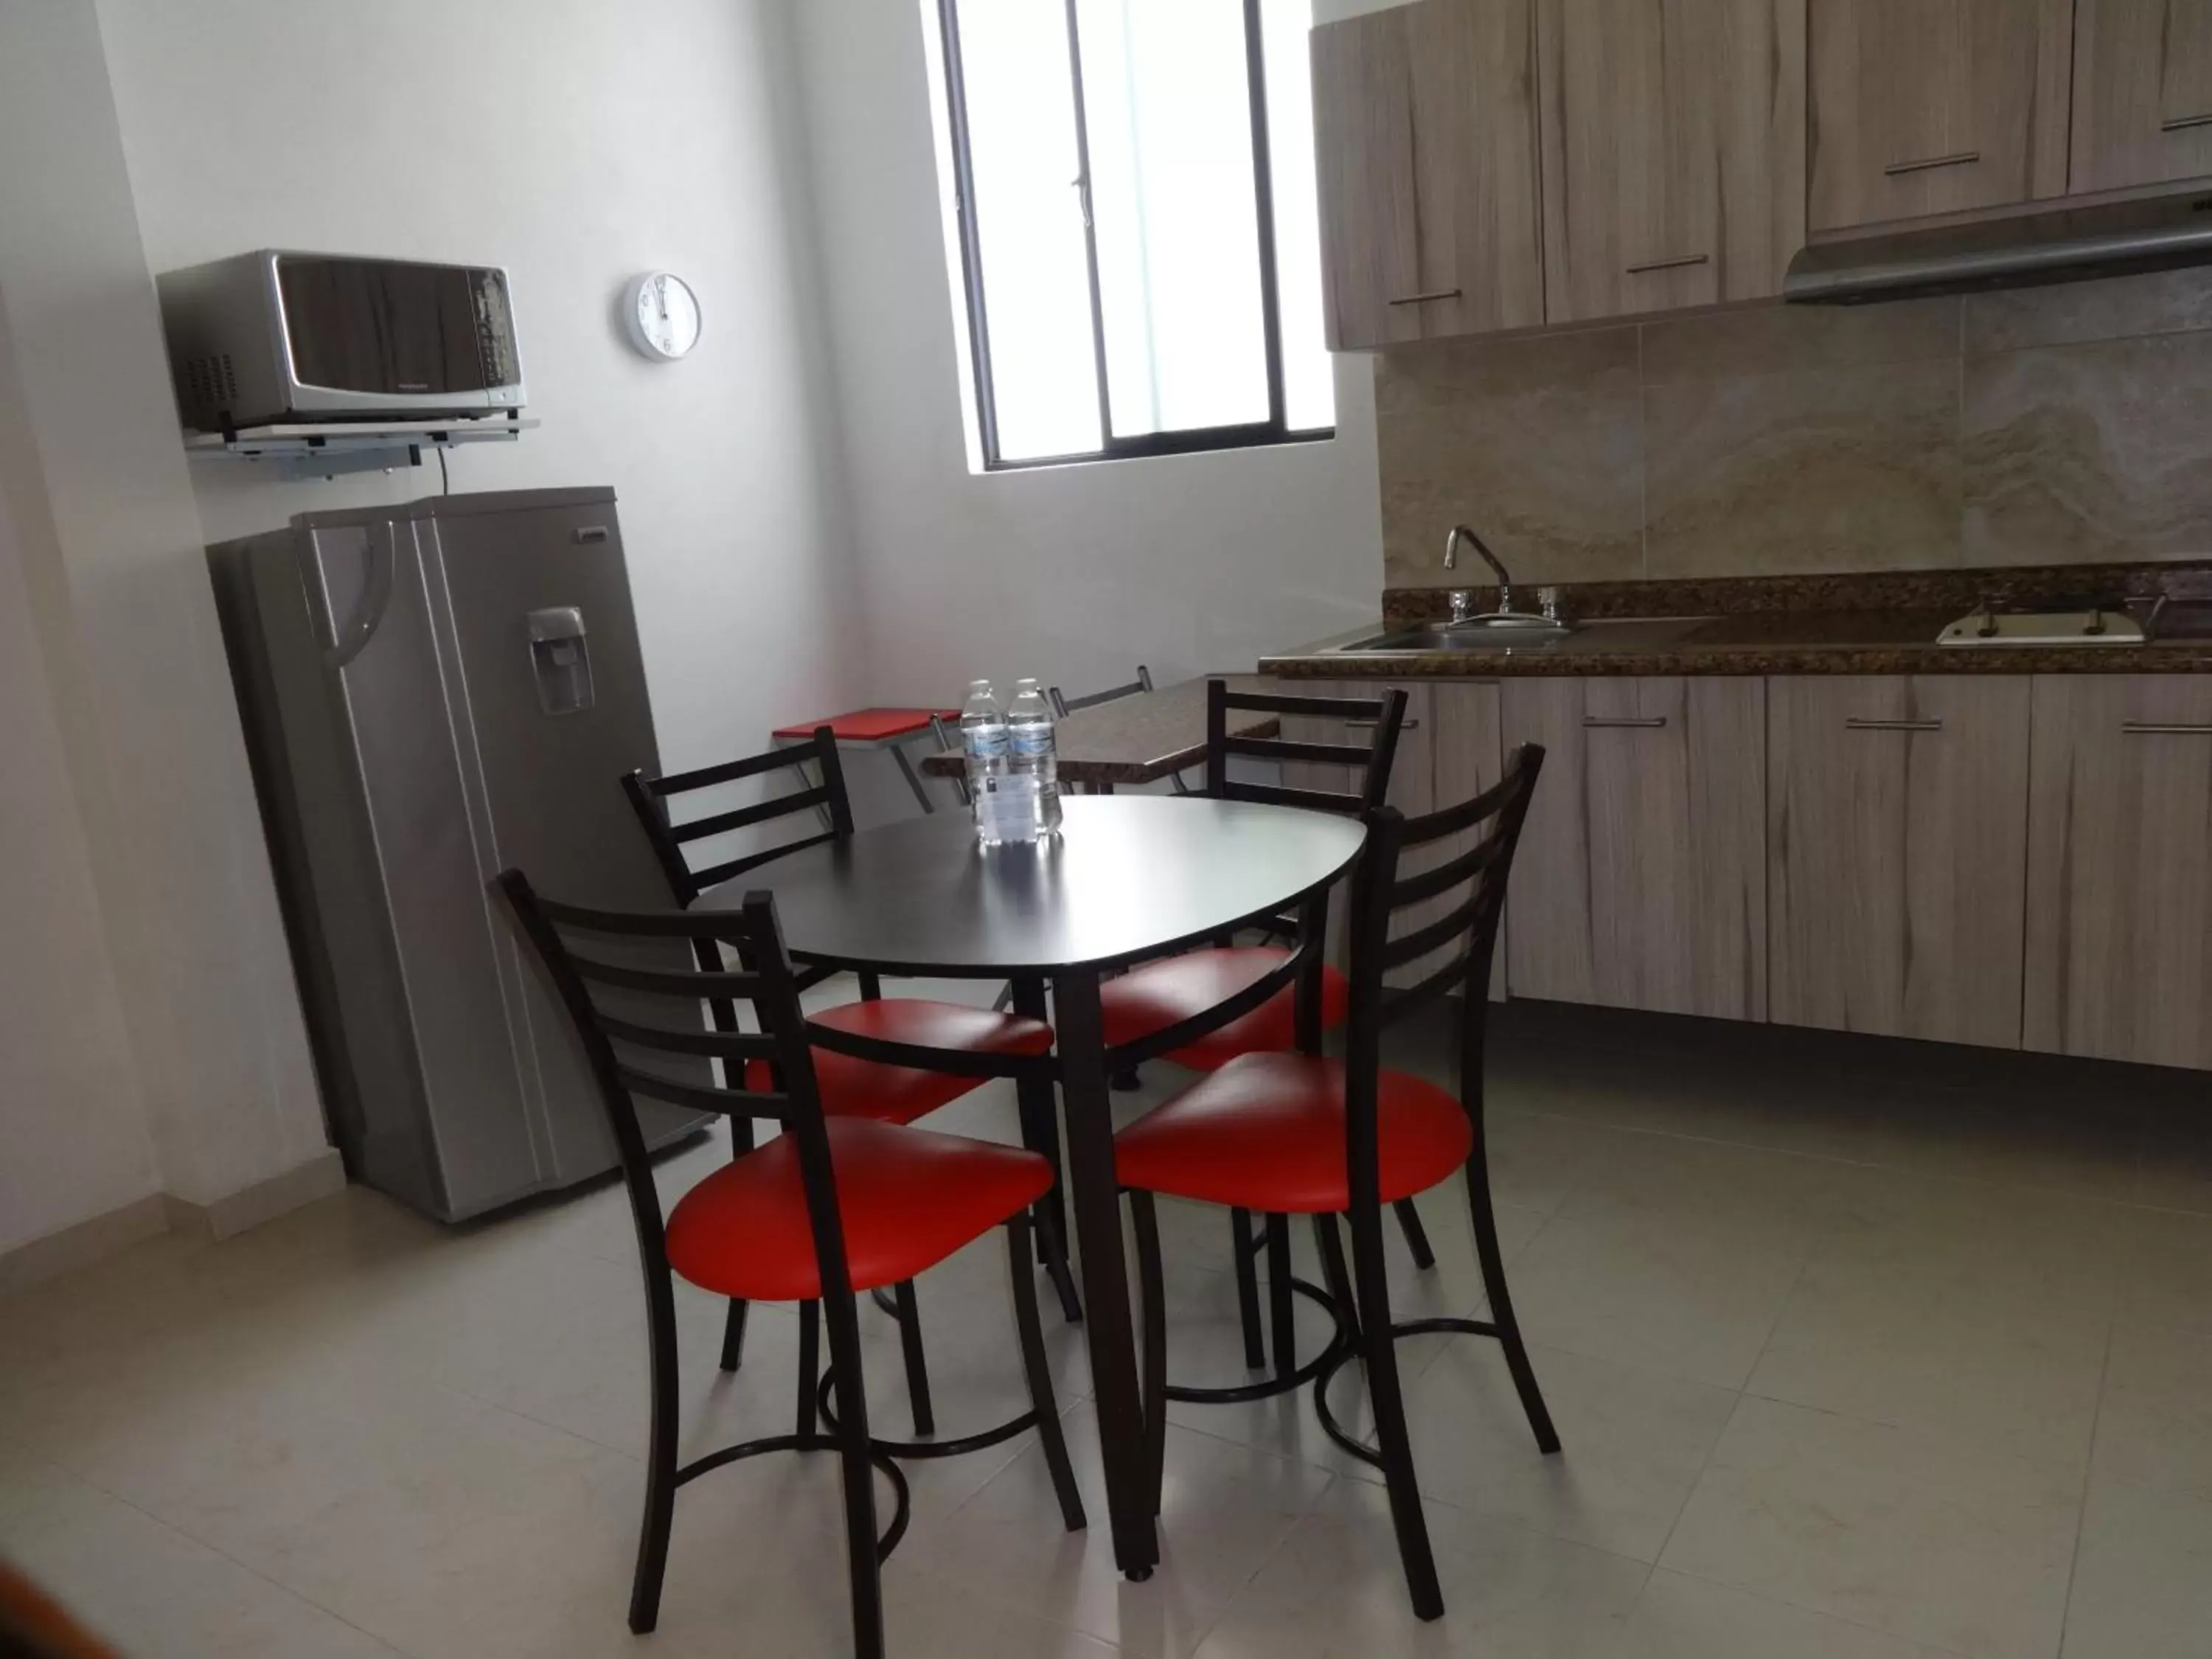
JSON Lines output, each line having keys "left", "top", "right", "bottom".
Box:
{"left": 1262, "top": 563, "right": 2212, "bottom": 678}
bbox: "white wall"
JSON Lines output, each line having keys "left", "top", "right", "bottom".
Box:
{"left": 789, "top": 0, "right": 1384, "bottom": 712}
{"left": 0, "top": 382, "right": 161, "bottom": 1256}
{"left": 94, "top": 0, "right": 862, "bottom": 776}
{"left": 0, "top": 0, "right": 329, "bottom": 1231}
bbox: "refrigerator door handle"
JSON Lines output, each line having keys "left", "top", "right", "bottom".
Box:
{"left": 324, "top": 528, "right": 397, "bottom": 668}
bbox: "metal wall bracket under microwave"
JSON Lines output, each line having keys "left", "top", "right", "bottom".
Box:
{"left": 158, "top": 250, "right": 526, "bottom": 431}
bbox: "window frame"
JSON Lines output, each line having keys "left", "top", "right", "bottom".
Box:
{"left": 935, "top": 0, "right": 1334, "bottom": 470}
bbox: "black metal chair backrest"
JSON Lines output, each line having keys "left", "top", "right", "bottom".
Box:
{"left": 622, "top": 728, "right": 855, "bottom": 909}
{"left": 1048, "top": 664, "right": 1154, "bottom": 719}
{"left": 1202, "top": 677, "right": 1410, "bottom": 815}
{"left": 495, "top": 872, "right": 859, "bottom": 1309}
{"left": 1341, "top": 744, "right": 1546, "bottom": 1138}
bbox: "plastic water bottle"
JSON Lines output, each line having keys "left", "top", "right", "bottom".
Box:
{"left": 961, "top": 680, "right": 1027, "bottom": 846}
{"left": 1006, "top": 678, "right": 1062, "bottom": 837}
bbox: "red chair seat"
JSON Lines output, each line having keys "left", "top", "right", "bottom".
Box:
{"left": 1114, "top": 1052, "right": 1472, "bottom": 1214}
{"left": 746, "top": 998, "right": 1053, "bottom": 1127}
{"left": 771, "top": 707, "right": 959, "bottom": 743}
{"left": 667, "top": 1117, "right": 1052, "bottom": 1301}
{"left": 1098, "top": 947, "right": 1349, "bottom": 1071}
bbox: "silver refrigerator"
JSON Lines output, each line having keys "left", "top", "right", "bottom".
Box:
{"left": 210, "top": 487, "right": 709, "bottom": 1222}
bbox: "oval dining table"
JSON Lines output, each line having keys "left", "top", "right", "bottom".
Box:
{"left": 695, "top": 793, "right": 1366, "bottom": 1579}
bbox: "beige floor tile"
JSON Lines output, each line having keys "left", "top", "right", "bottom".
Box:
{"left": 1659, "top": 1397, "right": 2081, "bottom": 1659}
{"left": 1504, "top": 1206, "right": 1809, "bottom": 1390}
{"left": 2059, "top": 1476, "right": 2212, "bottom": 1659}
{"left": 1605, "top": 1571, "right": 1965, "bottom": 1658}
{"left": 1399, "top": 1339, "right": 1737, "bottom": 1562}
{"left": 2109, "top": 1206, "right": 2212, "bottom": 1337}
{"left": 2090, "top": 1321, "right": 2212, "bottom": 1498}
{"left": 0, "top": 1436, "right": 403, "bottom": 1658}
{"left": 1745, "top": 1253, "right": 2112, "bottom": 1470}
{"left": 908, "top": 1401, "right": 1333, "bottom": 1658}
{"left": 1190, "top": 1477, "right": 1649, "bottom": 1659}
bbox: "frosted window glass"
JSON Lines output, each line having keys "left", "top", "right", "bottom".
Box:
{"left": 956, "top": 0, "right": 1104, "bottom": 460}
{"left": 1260, "top": 0, "right": 1335, "bottom": 432}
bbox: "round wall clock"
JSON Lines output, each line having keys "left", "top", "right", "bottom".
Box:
{"left": 623, "top": 271, "right": 702, "bottom": 361}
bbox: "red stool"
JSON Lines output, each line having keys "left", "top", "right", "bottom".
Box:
{"left": 1114, "top": 748, "right": 1559, "bottom": 1623}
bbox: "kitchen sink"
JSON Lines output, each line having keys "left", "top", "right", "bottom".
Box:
{"left": 1331, "top": 616, "right": 1711, "bottom": 655}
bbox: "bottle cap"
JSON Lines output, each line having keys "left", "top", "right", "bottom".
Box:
{"left": 969, "top": 679, "right": 992, "bottom": 693}
{"left": 1015, "top": 677, "right": 1039, "bottom": 690}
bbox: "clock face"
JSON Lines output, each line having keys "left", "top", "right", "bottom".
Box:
{"left": 627, "top": 272, "right": 700, "bottom": 360}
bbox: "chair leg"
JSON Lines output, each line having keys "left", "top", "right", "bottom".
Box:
{"left": 893, "top": 1279, "right": 936, "bottom": 1438}
{"left": 1312, "top": 1213, "right": 1360, "bottom": 1344}
{"left": 1006, "top": 1216, "right": 1087, "bottom": 1532}
{"left": 1228, "top": 1208, "right": 1266, "bottom": 1371}
{"left": 1392, "top": 1197, "right": 1437, "bottom": 1270}
{"left": 627, "top": 1275, "right": 681, "bottom": 1634}
{"left": 1347, "top": 1197, "right": 1444, "bottom": 1621}
{"left": 1267, "top": 1214, "right": 1297, "bottom": 1380}
{"left": 796, "top": 1298, "right": 821, "bottom": 1448}
{"left": 718, "top": 1298, "right": 749, "bottom": 1372}
{"left": 821, "top": 1283, "right": 886, "bottom": 1659}
{"left": 1130, "top": 1192, "right": 1169, "bottom": 1520}
{"left": 1464, "top": 1154, "right": 1561, "bottom": 1455}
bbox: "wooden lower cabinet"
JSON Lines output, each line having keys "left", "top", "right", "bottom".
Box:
{"left": 2025, "top": 675, "right": 2212, "bottom": 1069}
{"left": 1500, "top": 676, "right": 1767, "bottom": 1019}
{"left": 1767, "top": 676, "right": 2031, "bottom": 1048}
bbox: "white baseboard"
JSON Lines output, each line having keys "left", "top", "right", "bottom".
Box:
{"left": 0, "top": 1192, "right": 169, "bottom": 1296}
{"left": 2, "top": 1149, "right": 349, "bottom": 1295}
{"left": 164, "top": 1148, "right": 347, "bottom": 1242}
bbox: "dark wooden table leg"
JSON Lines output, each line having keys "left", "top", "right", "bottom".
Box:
{"left": 1051, "top": 967, "right": 1159, "bottom": 1579}
{"left": 1012, "top": 973, "right": 1083, "bottom": 1324}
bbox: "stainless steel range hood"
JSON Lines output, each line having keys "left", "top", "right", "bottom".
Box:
{"left": 1784, "top": 191, "right": 2212, "bottom": 304}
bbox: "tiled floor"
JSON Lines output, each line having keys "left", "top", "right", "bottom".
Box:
{"left": 7, "top": 992, "right": 2212, "bottom": 1659}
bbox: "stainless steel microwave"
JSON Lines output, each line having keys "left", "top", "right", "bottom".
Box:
{"left": 157, "top": 251, "right": 525, "bottom": 431}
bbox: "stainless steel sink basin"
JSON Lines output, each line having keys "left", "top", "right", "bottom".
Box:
{"left": 1332, "top": 616, "right": 1711, "bottom": 655}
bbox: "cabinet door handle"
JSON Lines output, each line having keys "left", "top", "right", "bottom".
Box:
{"left": 1582, "top": 715, "right": 1668, "bottom": 729}
{"left": 2122, "top": 721, "right": 2212, "bottom": 735}
{"left": 1626, "top": 253, "right": 1709, "bottom": 275}
{"left": 2162, "top": 113, "right": 2212, "bottom": 133}
{"left": 1885, "top": 150, "right": 1980, "bottom": 176}
{"left": 1846, "top": 717, "right": 1943, "bottom": 732}
{"left": 1387, "top": 288, "right": 1462, "bottom": 306}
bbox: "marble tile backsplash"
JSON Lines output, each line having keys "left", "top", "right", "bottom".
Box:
{"left": 1377, "top": 268, "right": 2212, "bottom": 588}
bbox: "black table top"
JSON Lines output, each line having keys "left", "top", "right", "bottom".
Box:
{"left": 696, "top": 795, "right": 1366, "bottom": 976}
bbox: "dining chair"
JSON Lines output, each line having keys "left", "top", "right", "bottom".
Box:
{"left": 622, "top": 730, "right": 1082, "bottom": 1435}
{"left": 1115, "top": 745, "right": 1559, "bottom": 1620}
{"left": 496, "top": 873, "right": 1083, "bottom": 1656}
{"left": 1096, "top": 678, "right": 1427, "bottom": 1376}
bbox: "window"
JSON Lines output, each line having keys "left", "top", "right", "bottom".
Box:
{"left": 933, "top": 0, "right": 1334, "bottom": 468}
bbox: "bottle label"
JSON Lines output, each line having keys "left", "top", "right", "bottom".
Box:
{"left": 1009, "top": 724, "right": 1055, "bottom": 759}
{"left": 975, "top": 778, "right": 1037, "bottom": 842}
{"left": 965, "top": 725, "right": 1009, "bottom": 759}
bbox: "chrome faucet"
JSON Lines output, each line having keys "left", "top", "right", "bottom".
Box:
{"left": 1444, "top": 524, "right": 1517, "bottom": 615}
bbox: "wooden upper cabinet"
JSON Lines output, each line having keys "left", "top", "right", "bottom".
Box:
{"left": 1310, "top": 0, "right": 1545, "bottom": 349}
{"left": 1767, "top": 677, "right": 2031, "bottom": 1048}
{"left": 1807, "top": 0, "right": 2073, "bottom": 231}
{"left": 1500, "top": 676, "right": 1767, "bottom": 1020}
{"left": 1537, "top": 0, "right": 1806, "bottom": 323}
{"left": 2025, "top": 676, "right": 2212, "bottom": 1070}
{"left": 2072, "top": 0, "right": 2212, "bottom": 193}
